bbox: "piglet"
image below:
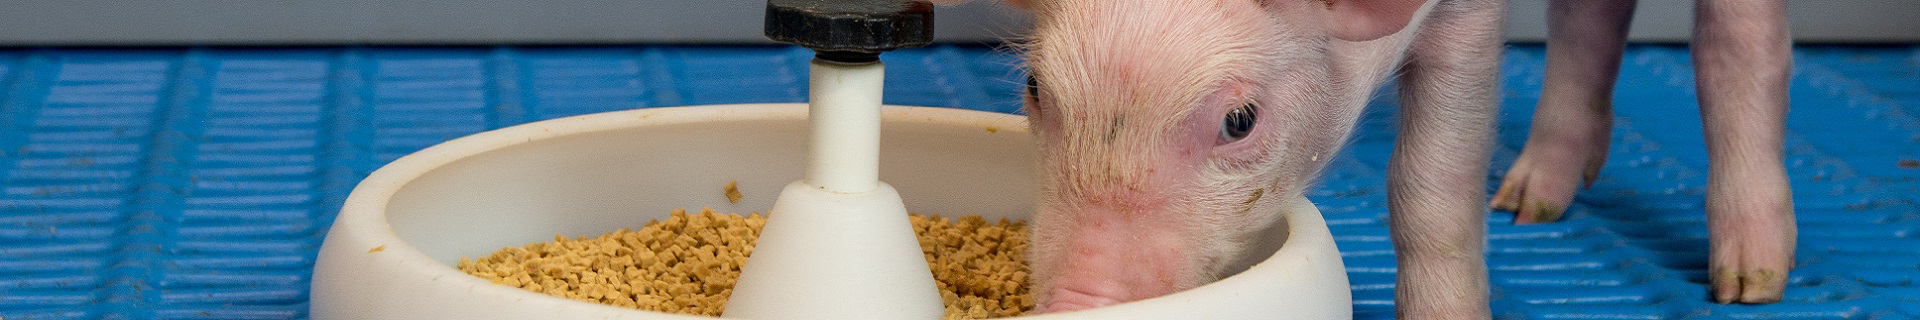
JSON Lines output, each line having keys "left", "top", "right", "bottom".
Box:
{"left": 924, "top": 0, "right": 1505, "bottom": 317}
{"left": 1491, "top": 0, "right": 1795, "bottom": 304}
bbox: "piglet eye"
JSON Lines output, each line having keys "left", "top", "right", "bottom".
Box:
{"left": 1025, "top": 75, "right": 1040, "bottom": 100}
{"left": 1220, "top": 102, "right": 1257, "bottom": 142}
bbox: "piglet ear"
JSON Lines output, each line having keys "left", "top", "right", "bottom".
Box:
{"left": 1323, "top": 0, "right": 1427, "bottom": 42}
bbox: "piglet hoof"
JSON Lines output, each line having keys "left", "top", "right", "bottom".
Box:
{"left": 1490, "top": 119, "right": 1611, "bottom": 224}
{"left": 1706, "top": 164, "right": 1796, "bottom": 304}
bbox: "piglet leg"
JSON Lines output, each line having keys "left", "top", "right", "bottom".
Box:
{"left": 1389, "top": 0, "right": 1502, "bottom": 317}
{"left": 1490, "top": 0, "right": 1636, "bottom": 224}
{"left": 1693, "top": 0, "right": 1796, "bottom": 304}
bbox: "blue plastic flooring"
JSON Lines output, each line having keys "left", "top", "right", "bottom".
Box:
{"left": 0, "top": 44, "right": 1915, "bottom": 319}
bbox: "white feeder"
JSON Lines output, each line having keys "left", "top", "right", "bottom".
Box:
{"left": 308, "top": 103, "right": 1352, "bottom": 319}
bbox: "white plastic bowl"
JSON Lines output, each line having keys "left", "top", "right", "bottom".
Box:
{"left": 310, "top": 103, "right": 1352, "bottom": 319}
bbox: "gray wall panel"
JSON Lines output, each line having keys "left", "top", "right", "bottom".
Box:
{"left": 0, "top": 1, "right": 1910, "bottom": 45}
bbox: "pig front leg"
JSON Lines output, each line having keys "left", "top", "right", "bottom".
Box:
{"left": 1490, "top": 0, "right": 1636, "bottom": 223}
{"left": 1694, "top": 0, "right": 1796, "bottom": 304}
{"left": 1388, "top": 0, "right": 1503, "bottom": 317}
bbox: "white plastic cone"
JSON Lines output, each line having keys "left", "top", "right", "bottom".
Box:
{"left": 720, "top": 59, "right": 946, "bottom": 319}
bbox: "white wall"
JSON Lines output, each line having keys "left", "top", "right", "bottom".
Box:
{"left": 0, "top": 0, "right": 1911, "bottom": 45}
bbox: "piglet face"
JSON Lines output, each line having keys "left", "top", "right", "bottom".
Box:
{"left": 1016, "top": 0, "right": 1361, "bottom": 313}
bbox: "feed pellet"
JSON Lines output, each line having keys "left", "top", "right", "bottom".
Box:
{"left": 458, "top": 208, "right": 1032, "bottom": 319}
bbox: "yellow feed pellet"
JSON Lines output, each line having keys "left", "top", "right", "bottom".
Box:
{"left": 457, "top": 208, "right": 1032, "bottom": 319}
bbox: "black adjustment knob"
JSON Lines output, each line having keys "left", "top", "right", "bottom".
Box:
{"left": 764, "top": 0, "right": 935, "bottom": 63}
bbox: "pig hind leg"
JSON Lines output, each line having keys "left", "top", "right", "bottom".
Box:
{"left": 1490, "top": 0, "right": 1635, "bottom": 224}
{"left": 1693, "top": 0, "right": 1796, "bottom": 304}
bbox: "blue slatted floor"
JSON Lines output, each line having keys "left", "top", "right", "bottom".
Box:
{"left": 0, "top": 44, "right": 1915, "bottom": 319}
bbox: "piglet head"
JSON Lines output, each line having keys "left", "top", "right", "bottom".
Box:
{"left": 1011, "top": 0, "right": 1428, "bottom": 313}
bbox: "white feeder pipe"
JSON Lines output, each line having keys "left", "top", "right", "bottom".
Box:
{"left": 724, "top": 56, "right": 944, "bottom": 320}
{"left": 805, "top": 58, "right": 885, "bottom": 193}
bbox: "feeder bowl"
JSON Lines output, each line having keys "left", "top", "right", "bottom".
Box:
{"left": 310, "top": 103, "right": 1352, "bottom": 319}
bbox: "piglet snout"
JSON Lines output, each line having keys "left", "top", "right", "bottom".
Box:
{"left": 1027, "top": 201, "right": 1203, "bottom": 314}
